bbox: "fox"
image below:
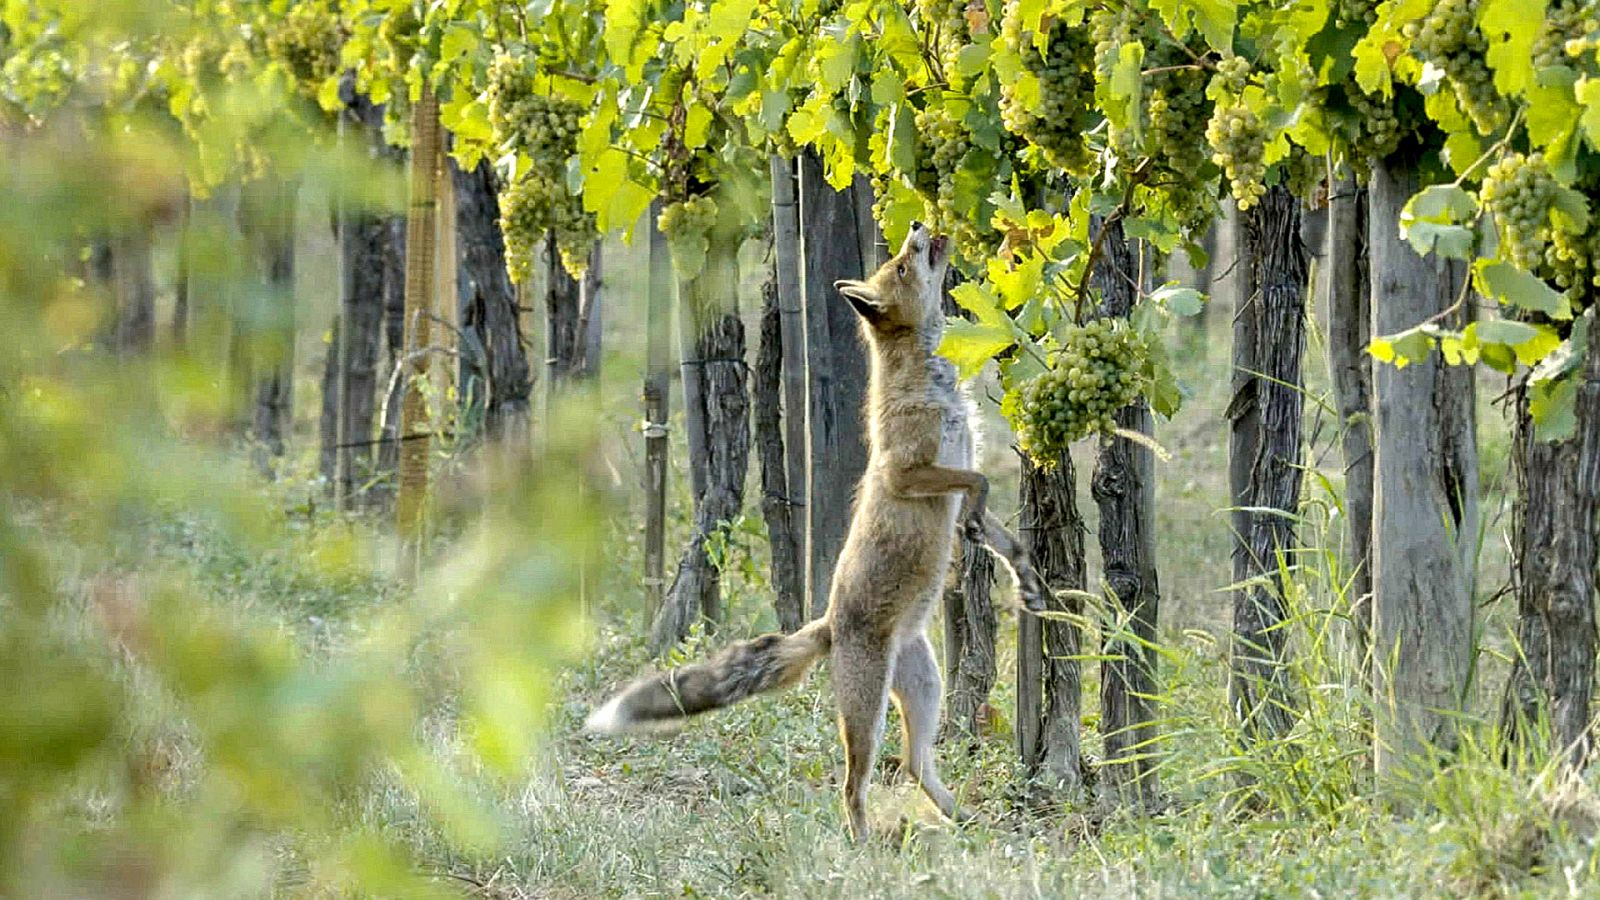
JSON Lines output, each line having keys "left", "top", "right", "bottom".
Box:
{"left": 585, "top": 223, "right": 1045, "bottom": 842}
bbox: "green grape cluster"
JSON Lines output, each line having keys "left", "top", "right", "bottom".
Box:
{"left": 997, "top": 4, "right": 1095, "bottom": 173}
{"left": 1002, "top": 319, "right": 1149, "bottom": 464}
{"left": 501, "top": 173, "right": 594, "bottom": 281}
{"left": 487, "top": 54, "right": 584, "bottom": 160}
{"left": 1481, "top": 152, "right": 1559, "bottom": 272}
{"left": 908, "top": 106, "right": 995, "bottom": 261}
{"left": 1091, "top": 7, "right": 1139, "bottom": 160}
{"left": 1547, "top": 227, "right": 1600, "bottom": 298}
{"left": 1347, "top": 86, "right": 1400, "bottom": 165}
{"left": 1089, "top": 8, "right": 1216, "bottom": 232}
{"left": 914, "top": 0, "right": 972, "bottom": 84}
{"left": 264, "top": 2, "right": 340, "bottom": 88}
{"left": 1334, "top": 0, "right": 1377, "bottom": 29}
{"left": 1146, "top": 65, "right": 1214, "bottom": 229}
{"left": 1281, "top": 146, "right": 1325, "bottom": 203}
{"left": 1215, "top": 56, "right": 1250, "bottom": 95}
{"left": 485, "top": 52, "right": 595, "bottom": 280}
{"left": 1534, "top": 1, "right": 1584, "bottom": 70}
{"left": 1207, "top": 103, "right": 1267, "bottom": 209}
{"left": 657, "top": 195, "right": 719, "bottom": 239}
{"left": 1407, "top": 0, "right": 1506, "bottom": 134}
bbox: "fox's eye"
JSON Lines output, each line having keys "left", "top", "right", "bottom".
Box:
{"left": 896, "top": 263, "right": 906, "bottom": 278}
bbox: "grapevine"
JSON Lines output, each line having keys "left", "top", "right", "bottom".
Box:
{"left": 1002, "top": 318, "right": 1150, "bottom": 465}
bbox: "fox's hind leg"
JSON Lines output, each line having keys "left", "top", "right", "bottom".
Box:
{"left": 833, "top": 632, "right": 893, "bottom": 843}
{"left": 892, "top": 633, "right": 971, "bottom": 823}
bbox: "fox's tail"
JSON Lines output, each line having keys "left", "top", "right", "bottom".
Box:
{"left": 584, "top": 618, "right": 833, "bottom": 734}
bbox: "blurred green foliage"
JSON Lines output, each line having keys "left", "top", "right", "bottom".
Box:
{"left": 0, "top": 2, "right": 610, "bottom": 894}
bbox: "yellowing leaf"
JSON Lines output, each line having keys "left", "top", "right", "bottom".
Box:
{"left": 938, "top": 319, "right": 1016, "bottom": 380}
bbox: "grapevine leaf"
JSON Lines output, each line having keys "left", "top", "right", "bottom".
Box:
{"left": 1143, "top": 335, "right": 1185, "bottom": 418}
{"left": 1440, "top": 333, "right": 1479, "bottom": 365}
{"left": 1000, "top": 339, "right": 1048, "bottom": 384}
{"left": 1478, "top": 0, "right": 1544, "bottom": 97}
{"left": 1149, "top": 284, "right": 1205, "bottom": 317}
{"left": 1150, "top": 0, "right": 1236, "bottom": 55}
{"left": 870, "top": 70, "right": 904, "bottom": 106}
{"left": 1475, "top": 261, "right": 1570, "bottom": 320}
{"left": 439, "top": 23, "right": 479, "bottom": 65}
{"left": 938, "top": 319, "right": 1016, "bottom": 380}
{"left": 816, "top": 35, "right": 859, "bottom": 92}
{"left": 951, "top": 281, "right": 1009, "bottom": 327}
{"left": 1399, "top": 184, "right": 1476, "bottom": 259}
{"left": 1526, "top": 81, "right": 1581, "bottom": 148}
{"left": 987, "top": 253, "right": 1044, "bottom": 311}
{"left": 684, "top": 105, "right": 714, "bottom": 150}
{"left": 1109, "top": 42, "right": 1145, "bottom": 142}
{"left": 1531, "top": 314, "right": 1590, "bottom": 384}
{"left": 886, "top": 103, "right": 917, "bottom": 173}
{"left": 1577, "top": 76, "right": 1600, "bottom": 147}
{"left": 1470, "top": 319, "right": 1562, "bottom": 366}
{"left": 1545, "top": 166, "right": 1586, "bottom": 217}
{"left": 707, "top": 0, "right": 758, "bottom": 47}
{"left": 957, "top": 42, "right": 990, "bottom": 78}
{"left": 1530, "top": 375, "right": 1578, "bottom": 441}
{"left": 604, "top": 0, "right": 649, "bottom": 80}
{"left": 317, "top": 75, "right": 342, "bottom": 114}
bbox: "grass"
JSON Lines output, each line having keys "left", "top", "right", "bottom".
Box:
{"left": 75, "top": 496, "right": 1600, "bottom": 897}
{"left": 23, "top": 246, "right": 1592, "bottom": 897}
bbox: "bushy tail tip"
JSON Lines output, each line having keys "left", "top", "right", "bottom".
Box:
{"left": 585, "top": 618, "right": 831, "bottom": 734}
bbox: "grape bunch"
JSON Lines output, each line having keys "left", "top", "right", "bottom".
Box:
{"left": 908, "top": 106, "right": 997, "bottom": 261}
{"left": 915, "top": 0, "right": 975, "bottom": 85}
{"left": 1002, "top": 319, "right": 1149, "bottom": 464}
{"left": 997, "top": 4, "right": 1095, "bottom": 173}
{"left": 1146, "top": 65, "right": 1214, "bottom": 229}
{"left": 1334, "top": 0, "right": 1378, "bottom": 29}
{"left": 1480, "top": 152, "right": 1559, "bottom": 272}
{"left": 1407, "top": 0, "right": 1506, "bottom": 135}
{"left": 1091, "top": 7, "right": 1139, "bottom": 161}
{"left": 657, "top": 195, "right": 719, "bottom": 239}
{"left": 487, "top": 52, "right": 595, "bottom": 280}
{"left": 501, "top": 174, "right": 593, "bottom": 280}
{"left": 1089, "top": 8, "right": 1216, "bottom": 231}
{"left": 1214, "top": 56, "right": 1250, "bottom": 96}
{"left": 1207, "top": 102, "right": 1268, "bottom": 209}
{"left": 264, "top": 2, "right": 340, "bottom": 89}
{"left": 1547, "top": 226, "right": 1600, "bottom": 299}
{"left": 1347, "top": 86, "right": 1400, "bottom": 166}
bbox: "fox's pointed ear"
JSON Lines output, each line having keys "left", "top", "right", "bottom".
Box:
{"left": 835, "top": 279, "right": 885, "bottom": 323}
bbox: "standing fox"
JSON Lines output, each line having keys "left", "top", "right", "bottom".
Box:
{"left": 586, "top": 224, "right": 1043, "bottom": 841}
